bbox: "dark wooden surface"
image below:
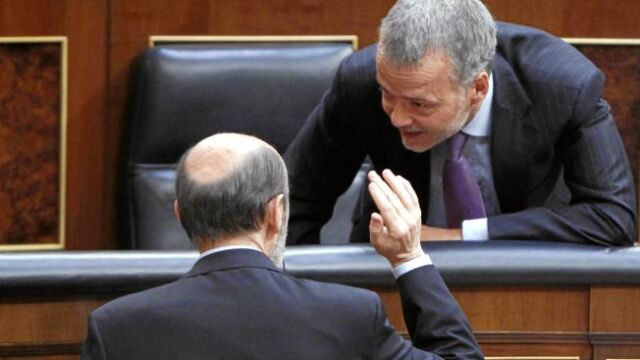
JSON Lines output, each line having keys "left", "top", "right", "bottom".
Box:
{"left": 1, "top": 0, "right": 640, "bottom": 249}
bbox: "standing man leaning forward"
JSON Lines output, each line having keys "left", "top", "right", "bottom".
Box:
{"left": 285, "top": 0, "right": 637, "bottom": 246}
{"left": 82, "top": 133, "right": 483, "bottom": 360}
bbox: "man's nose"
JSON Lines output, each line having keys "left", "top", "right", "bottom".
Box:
{"left": 389, "top": 102, "right": 412, "bottom": 128}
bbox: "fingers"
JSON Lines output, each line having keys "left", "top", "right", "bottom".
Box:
{"left": 399, "top": 175, "right": 420, "bottom": 212}
{"left": 381, "top": 169, "right": 414, "bottom": 210}
{"left": 368, "top": 171, "right": 408, "bottom": 220}
{"left": 369, "top": 212, "right": 384, "bottom": 245}
{"left": 369, "top": 212, "right": 384, "bottom": 234}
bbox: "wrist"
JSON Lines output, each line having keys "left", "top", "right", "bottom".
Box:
{"left": 389, "top": 248, "right": 425, "bottom": 268}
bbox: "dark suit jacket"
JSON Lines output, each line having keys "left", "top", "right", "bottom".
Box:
{"left": 81, "top": 249, "right": 482, "bottom": 359}
{"left": 285, "top": 22, "right": 637, "bottom": 246}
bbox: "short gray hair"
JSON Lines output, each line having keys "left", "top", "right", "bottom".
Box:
{"left": 175, "top": 144, "right": 289, "bottom": 246}
{"left": 379, "top": 0, "right": 497, "bottom": 86}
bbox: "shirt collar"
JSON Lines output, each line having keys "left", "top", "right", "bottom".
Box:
{"left": 461, "top": 74, "right": 493, "bottom": 137}
{"left": 200, "top": 245, "right": 262, "bottom": 259}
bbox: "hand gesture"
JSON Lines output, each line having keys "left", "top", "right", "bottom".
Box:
{"left": 367, "top": 169, "right": 424, "bottom": 267}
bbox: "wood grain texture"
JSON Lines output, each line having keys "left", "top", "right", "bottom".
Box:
{"left": 591, "top": 286, "right": 640, "bottom": 332}
{"left": 377, "top": 286, "right": 589, "bottom": 331}
{"left": 481, "top": 343, "right": 591, "bottom": 359}
{"left": 453, "top": 287, "right": 589, "bottom": 332}
{"left": 0, "top": 43, "right": 60, "bottom": 245}
{"left": 62, "top": 0, "right": 109, "bottom": 250}
{"left": 593, "top": 344, "right": 640, "bottom": 360}
{"left": 0, "top": 1, "right": 109, "bottom": 250}
{"left": 485, "top": 0, "right": 640, "bottom": 38}
{"left": 0, "top": 297, "right": 105, "bottom": 343}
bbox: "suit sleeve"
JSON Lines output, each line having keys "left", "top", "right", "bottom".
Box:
{"left": 284, "top": 56, "right": 367, "bottom": 245}
{"left": 81, "top": 313, "right": 108, "bottom": 360}
{"left": 489, "top": 69, "right": 637, "bottom": 246}
{"left": 370, "top": 265, "right": 483, "bottom": 360}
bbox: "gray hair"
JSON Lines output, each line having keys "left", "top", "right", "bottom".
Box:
{"left": 379, "top": 0, "right": 497, "bottom": 86}
{"left": 175, "top": 144, "right": 289, "bottom": 246}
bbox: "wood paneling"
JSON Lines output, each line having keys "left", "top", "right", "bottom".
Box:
{"left": 0, "top": 297, "right": 105, "bottom": 343}
{"left": 0, "top": 1, "right": 109, "bottom": 250}
{"left": 593, "top": 345, "right": 640, "bottom": 360}
{"left": 454, "top": 287, "right": 589, "bottom": 332}
{"left": 591, "top": 287, "right": 640, "bottom": 332}
{"left": 482, "top": 343, "right": 591, "bottom": 359}
{"left": 485, "top": 0, "right": 640, "bottom": 38}
{"left": 0, "top": 42, "right": 61, "bottom": 245}
{"left": 63, "top": 0, "right": 109, "bottom": 250}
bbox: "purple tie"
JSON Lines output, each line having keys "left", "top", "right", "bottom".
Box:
{"left": 443, "top": 132, "right": 486, "bottom": 228}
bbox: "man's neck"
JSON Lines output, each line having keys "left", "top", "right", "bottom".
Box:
{"left": 198, "top": 233, "right": 266, "bottom": 254}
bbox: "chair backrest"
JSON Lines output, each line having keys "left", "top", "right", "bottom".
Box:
{"left": 123, "top": 39, "right": 356, "bottom": 249}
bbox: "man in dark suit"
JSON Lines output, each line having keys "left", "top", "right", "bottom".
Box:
{"left": 285, "top": 0, "right": 637, "bottom": 246}
{"left": 81, "top": 133, "right": 483, "bottom": 359}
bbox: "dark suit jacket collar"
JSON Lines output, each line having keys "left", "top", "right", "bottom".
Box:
{"left": 183, "top": 249, "right": 280, "bottom": 278}
{"left": 490, "top": 53, "right": 538, "bottom": 212}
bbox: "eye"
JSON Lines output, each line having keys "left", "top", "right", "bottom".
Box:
{"left": 412, "top": 101, "right": 427, "bottom": 109}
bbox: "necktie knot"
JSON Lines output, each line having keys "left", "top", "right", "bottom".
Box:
{"left": 447, "top": 132, "right": 469, "bottom": 161}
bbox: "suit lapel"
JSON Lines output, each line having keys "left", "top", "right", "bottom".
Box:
{"left": 490, "top": 55, "right": 538, "bottom": 213}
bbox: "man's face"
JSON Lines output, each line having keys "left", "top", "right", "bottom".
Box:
{"left": 376, "top": 52, "right": 472, "bottom": 153}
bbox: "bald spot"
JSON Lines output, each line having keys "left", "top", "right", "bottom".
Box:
{"left": 184, "top": 133, "right": 270, "bottom": 184}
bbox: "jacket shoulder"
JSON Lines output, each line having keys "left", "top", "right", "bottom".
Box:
{"left": 496, "top": 21, "right": 600, "bottom": 87}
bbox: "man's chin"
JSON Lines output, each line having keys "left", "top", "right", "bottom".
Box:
{"left": 401, "top": 138, "right": 432, "bottom": 153}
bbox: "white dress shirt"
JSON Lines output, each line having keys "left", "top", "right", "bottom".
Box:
{"left": 200, "top": 245, "right": 262, "bottom": 258}
{"left": 391, "top": 254, "right": 434, "bottom": 279}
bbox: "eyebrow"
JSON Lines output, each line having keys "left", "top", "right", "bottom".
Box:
{"left": 377, "top": 78, "right": 442, "bottom": 105}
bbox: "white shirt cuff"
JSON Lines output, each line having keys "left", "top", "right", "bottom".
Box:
{"left": 391, "top": 254, "right": 433, "bottom": 279}
{"left": 461, "top": 218, "right": 489, "bottom": 241}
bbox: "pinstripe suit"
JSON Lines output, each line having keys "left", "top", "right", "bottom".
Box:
{"left": 285, "top": 22, "right": 637, "bottom": 246}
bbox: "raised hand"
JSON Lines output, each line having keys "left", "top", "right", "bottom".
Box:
{"left": 367, "top": 169, "right": 424, "bottom": 267}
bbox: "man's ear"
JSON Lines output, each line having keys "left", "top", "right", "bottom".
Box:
{"left": 174, "top": 200, "right": 181, "bottom": 224}
{"left": 265, "top": 194, "right": 284, "bottom": 239}
{"left": 469, "top": 71, "right": 489, "bottom": 108}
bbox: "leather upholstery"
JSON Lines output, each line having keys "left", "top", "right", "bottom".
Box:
{"left": 124, "top": 41, "right": 356, "bottom": 249}
{"left": 2, "top": 242, "right": 639, "bottom": 296}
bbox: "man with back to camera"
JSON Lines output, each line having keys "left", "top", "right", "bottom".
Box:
{"left": 81, "top": 133, "right": 483, "bottom": 359}
{"left": 285, "top": 0, "right": 637, "bottom": 246}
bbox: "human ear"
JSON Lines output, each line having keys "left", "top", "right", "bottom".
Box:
{"left": 265, "top": 194, "right": 284, "bottom": 240}
{"left": 469, "top": 71, "right": 489, "bottom": 107}
{"left": 174, "top": 200, "right": 181, "bottom": 224}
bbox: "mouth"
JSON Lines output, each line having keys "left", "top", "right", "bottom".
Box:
{"left": 399, "top": 129, "right": 423, "bottom": 140}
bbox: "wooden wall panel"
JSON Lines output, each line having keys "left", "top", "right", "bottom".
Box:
{"left": 0, "top": 1, "right": 108, "bottom": 250}
{"left": 62, "top": 0, "right": 109, "bottom": 250}
{"left": 591, "top": 287, "right": 640, "bottom": 332}
{"left": 0, "top": 42, "right": 61, "bottom": 246}
{"left": 485, "top": 0, "right": 640, "bottom": 38}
